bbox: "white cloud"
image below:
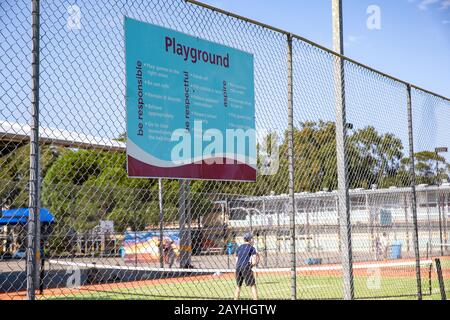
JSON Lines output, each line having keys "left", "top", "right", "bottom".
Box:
{"left": 418, "top": 0, "right": 439, "bottom": 10}
{"left": 345, "top": 35, "right": 366, "bottom": 48}
{"left": 441, "top": 0, "right": 450, "bottom": 9}
{"left": 417, "top": 0, "right": 450, "bottom": 10}
{"left": 348, "top": 35, "right": 358, "bottom": 43}
{"left": 348, "top": 35, "right": 365, "bottom": 43}
{"left": 443, "top": 20, "right": 450, "bottom": 24}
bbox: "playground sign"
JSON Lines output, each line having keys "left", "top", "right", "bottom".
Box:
{"left": 125, "top": 17, "right": 256, "bottom": 181}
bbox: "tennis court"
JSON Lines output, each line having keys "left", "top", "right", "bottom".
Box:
{"left": 15, "top": 257, "right": 444, "bottom": 300}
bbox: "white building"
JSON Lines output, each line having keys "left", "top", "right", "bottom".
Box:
{"left": 223, "top": 184, "right": 450, "bottom": 259}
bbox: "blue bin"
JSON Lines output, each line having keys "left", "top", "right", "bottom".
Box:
{"left": 390, "top": 241, "right": 402, "bottom": 259}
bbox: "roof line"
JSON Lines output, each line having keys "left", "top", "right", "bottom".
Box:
{"left": 0, "top": 120, "right": 125, "bottom": 152}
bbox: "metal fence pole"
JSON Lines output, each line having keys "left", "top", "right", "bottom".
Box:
{"left": 445, "top": 193, "right": 449, "bottom": 249}
{"left": 186, "top": 180, "right": 192, "bottom": 265}
{"left": 26, "top": 0, "right": 40, "bottom": 301}
{"left": 179, "top": 179, "right": 191, "bottom": 268}
{"left": 179, "top": 179, "right": 186, "bottom": 267}
{"left": 434, "top": 258, "right": 447, "bottom": 300}
{"left": 332, "top": 0, "right": 354, "bottom": 300}
{"left": 425, "top": 190, "right": 432, "bottom": 254}
{"left": 438, "top": 192, "right": 444, "bottom": 256}
{"left": 286, "top": 33, "right": 297, "bottom": 300}
{"left": 158, "top": 178, "right": 164, "bottom": 268}
{"left": 406, "top": 84, "right": 423, "bottom": 300}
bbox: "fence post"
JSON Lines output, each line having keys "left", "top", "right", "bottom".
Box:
{"left": 186, "top": 180, "right": 192, "bottom": 263}
{"left": 179, "top": 180, "right": 192, "bottom": 268}
{"left": 286, "top": 33, "right": 297, "bottom": 300}
{"left": 26, "top": 0, "right": 41, "bottom": 301}
{"left": 332, "top": 0, "right": 354, "bottom": 300}
{"left": 158, "top": 178, "right": 164, "bottom": 268}
{"left": 406, "top": 84, "right": 423, "bottom": 300}
{"left": 437, "top": 192, "right": 444, "bottom": 256}
{"left": 179, "top": 179, "right": 186, "bottom": 267}
{"left": 445, "top": 193, "right": 449, "bottom": 249}
{"left": 434, "top": 258, "right": 447, "bottom": 300}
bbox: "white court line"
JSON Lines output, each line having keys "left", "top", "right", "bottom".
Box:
{"left": 48, "top": 260, "right": 234, "bottom": 273}
{"left": 48, "top": 259, "right": 433, "bottom": 273}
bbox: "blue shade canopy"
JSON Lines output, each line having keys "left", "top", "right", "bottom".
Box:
{"left": 0, "top": 208, "right": 55, "bottom": 225}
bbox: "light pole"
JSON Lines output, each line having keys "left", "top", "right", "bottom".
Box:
{"left": 332, "top": 0, "right": 354, "bottom": 300}
{"left": 435, "top": 147, "right": 448, "bottom": 256}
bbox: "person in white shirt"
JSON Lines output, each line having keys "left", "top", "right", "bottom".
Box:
{"left": 380, "top": 232, "right": 389, "bottom": 261}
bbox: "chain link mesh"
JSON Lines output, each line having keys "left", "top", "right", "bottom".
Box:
{"left": 411, "top": 89, "right": 450, "bottom": 279}
{"left": 0, "top": 0, "right": 449, "bottom": 300}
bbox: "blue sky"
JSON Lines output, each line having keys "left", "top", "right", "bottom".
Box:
{"left": 201, "top": 0, "right": 450, "bottom": 98}
{"left": 194, "top": 0, "right": 450, "bottom": 160}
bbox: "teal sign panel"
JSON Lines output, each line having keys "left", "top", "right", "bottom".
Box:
{"left": 125, "top": 17, "right": 255, "bottom": 181}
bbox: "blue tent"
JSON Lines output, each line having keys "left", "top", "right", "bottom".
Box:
{"left": 0, "top": 208, "right": 55, "bottom": 225}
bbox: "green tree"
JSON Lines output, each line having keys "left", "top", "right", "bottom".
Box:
{"left": 349, "top": 126, "right": 405, "bottom": 188}
{"left": 0, "top": 144, "right": 61, "bottom": 208}
{"left": 41, "top": 148, "right": 218, "bottom": 236}
{"left": 401, "top": 151, "right": 449, "bottom": 185}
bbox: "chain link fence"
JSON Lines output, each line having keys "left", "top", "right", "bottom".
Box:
{"left": 1, "top": 0, "right": 450, "bottom": 300}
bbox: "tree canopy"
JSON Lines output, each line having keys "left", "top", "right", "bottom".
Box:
{"left": 1, "top": 121, "right": 449, "bottom": 236}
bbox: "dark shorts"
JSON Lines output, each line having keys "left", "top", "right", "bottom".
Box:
{"left": 236, "top": 265, "right": 255, "bottom": 287}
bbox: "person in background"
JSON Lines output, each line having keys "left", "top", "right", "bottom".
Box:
{"left": 167, "top": 239, "right": 176, "bottom": 268}
{"left": 163, "top": 239, "right": 176, "bottom": 268}
{"left": 234, "top": 232, "right": 259, "bottom": 300}
{"left": 380, "top": 232, "right": 390, "bottom": 261}
{"left": 375, "top": 235, "right": 383, "bottom": 261}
